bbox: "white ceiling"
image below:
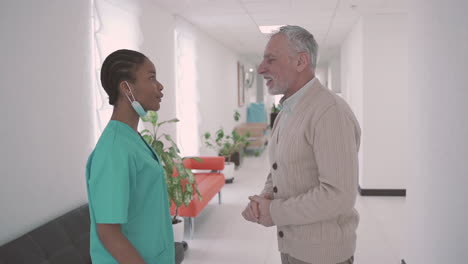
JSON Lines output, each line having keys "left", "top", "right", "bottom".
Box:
{"left": 152, "top": 0, "right": 407, "bottom": 65}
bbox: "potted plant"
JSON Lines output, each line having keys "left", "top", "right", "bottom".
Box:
{"left": 202, "top": 111, "right": 250, "bottom": 183}
{"left": 140, "top": 111, "right": 202, "bottom": 242}
{"left": 270, "top": 103, "right": 281, "bottom": 128}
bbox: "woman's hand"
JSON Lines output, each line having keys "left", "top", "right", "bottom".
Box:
{"left": 97, "top": 223, "right": 146, "bottom": 264}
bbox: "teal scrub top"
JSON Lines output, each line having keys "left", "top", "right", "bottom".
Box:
{"left": 86, "top": 120, "right": 175, "bottom": 264}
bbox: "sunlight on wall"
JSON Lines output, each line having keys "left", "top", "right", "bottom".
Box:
{"left": 174, "top": 19, "right": 200, "bottom": 156}
{"left": 91, "top": 0, "right": 143, "bottom": 140}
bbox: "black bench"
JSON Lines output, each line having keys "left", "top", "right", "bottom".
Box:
{"left": 0, "top": 204, "right": 184, "bottom": 264}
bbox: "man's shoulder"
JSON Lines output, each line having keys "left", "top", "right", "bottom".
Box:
{"left": 302, "top": 81, "right": 340, "bottom": 111}
{"left": 301, "top": 81, "right": 357, "bottom": 123}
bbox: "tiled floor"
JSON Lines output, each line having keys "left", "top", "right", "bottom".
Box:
{"left": 181, "top": 152, "right": 405, "bottom": 264}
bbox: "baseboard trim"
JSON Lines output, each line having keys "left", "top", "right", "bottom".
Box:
{"left": 358, "top": 185, "right": 406, "bottom": 196}
{"left": 401, "top": 259, "right": 406, "bottom": 264}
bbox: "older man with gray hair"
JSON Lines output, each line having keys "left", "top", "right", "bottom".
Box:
{"left": 242, "top": 25, "right": 360, "bottom": 264}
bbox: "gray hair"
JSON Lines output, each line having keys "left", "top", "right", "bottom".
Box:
{"left": 272, "top": 25, "right": 319, "bottom": 70}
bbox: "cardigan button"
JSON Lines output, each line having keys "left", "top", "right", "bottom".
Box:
{"left": 273, "top": 186, "right": 278, "bottom": 193}
{"left": 272, "top": 162, "right": 278, "bottom": 170}
{"left": 278, "top": 231, "right": 284, "bottom": 238}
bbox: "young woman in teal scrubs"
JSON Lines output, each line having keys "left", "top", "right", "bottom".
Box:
{"left": 86, "top": 49, "right": 175, "bottom": 264}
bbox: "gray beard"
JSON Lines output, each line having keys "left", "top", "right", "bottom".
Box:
{"left": 268, "top": 82, "right": 289, "bottom": 95}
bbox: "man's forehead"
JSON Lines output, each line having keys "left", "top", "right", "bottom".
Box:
{"left": 263, "top": 46, "right": 285, "bottom": 58}
{"left": 264, "top": 35, "right": 288, "bottom": 56}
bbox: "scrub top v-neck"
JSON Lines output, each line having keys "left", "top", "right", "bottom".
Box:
{"left": 86, "top": 120, "right": 175, "bottom": 264}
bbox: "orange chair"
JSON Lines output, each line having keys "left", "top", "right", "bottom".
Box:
{"left": 170, "top": 156, "right": 225, "bottom": 239}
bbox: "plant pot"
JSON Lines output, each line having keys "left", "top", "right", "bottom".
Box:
{"left": 172, "top": 216, "right": 184, "bottom": 242}
{"left": 223, "top": 161, "right": 235, "bottom": 184}
{"left": 223, "top": 151, "right": 242, "bottom": 168}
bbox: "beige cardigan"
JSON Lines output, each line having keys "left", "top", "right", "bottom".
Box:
{"left": 262, "top": 79, "right": 361, "bottom": 264}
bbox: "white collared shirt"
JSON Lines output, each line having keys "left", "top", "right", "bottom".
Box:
{"left": 277, "top": 78, "right": 317, "bottom": 137}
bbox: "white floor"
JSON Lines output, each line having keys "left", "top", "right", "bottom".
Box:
{"left": 181, "top": 152, "right": 406, "bottom": 264}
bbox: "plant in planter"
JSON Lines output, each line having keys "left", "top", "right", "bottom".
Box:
{"left": 202, "top": 111, "right": 250, "bottom": 183}
{"left": 140, "top": 111, "right": 202, "bottom": 241}
{"left": 270, "top": 103, "right": 281, "bottom": 128}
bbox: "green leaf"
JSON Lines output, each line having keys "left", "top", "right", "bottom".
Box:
{"left": 164, "top": 165, "right": 174, "bottom": 179}
{"left": 164, "top": 134, "right": 180, "bottom": 153}
{"left": 174, "top": 162, "right": 187, "bottom": 179}
{"left": 234, "top": 110, "right": 240, "bottom": 122}
{"left": 173, "top": 185, "right": 183, "bottom": 207}
{"left": 169, "top": 147, "right": 179, "bottom": 159}
{"left": 185, "top": 183, "right": 193, "bottom": 193}
{"left": 140, "top": 129, "right": 152, "bottom": 135}
{"left": 192, "top": 157, "right": 203, "bottom": 163}
{"left": 142, "top": 111, "right": 158, "bottom": 126}
{"left": 171, "top": 175, "right": 180, "bottom": 186}
{"left": 185, "top": 168, "right": 195, "bottom": 183}
{"left": 152, "top": 140, "right": 164, "bottom": 156}
{"left": 166, "top": 175, "right": 173, "bottom": 186}
{"left": 232, "top": 131, "right": 240, "bottom": 141}
{"left": 157, "top": 118, "right": 179, "bottom": 127}
{"left": 195, "top": 188, "right": 203, "bottom": 201}
{"left": 142, "top": 134, "right": 153, "bottom": 145}
{"left": 161, "top": 152, "right": 174, "bottom": 166}
{"left": 183, "top": 191, "right": 193, "bottom": 206}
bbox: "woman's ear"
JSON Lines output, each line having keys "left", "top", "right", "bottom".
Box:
{"left": 118, "top": 81, "right": 130, "bottom": 94}
{"left": 118, "top": 81, "right": 133, "bottom": 102}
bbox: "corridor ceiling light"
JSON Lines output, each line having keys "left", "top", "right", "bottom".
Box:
{"left": 259, "top": 25, "right": 285, "bottom": 34}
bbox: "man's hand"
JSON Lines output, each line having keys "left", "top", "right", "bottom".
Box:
{"left": 241, "top": 193, "right": 273, "bottom": 224}
{"left": 241, "top": 199, "right": 259, "bottom": 223}
{"left": 249, "top": 195, "right": 274, "bottom": 227}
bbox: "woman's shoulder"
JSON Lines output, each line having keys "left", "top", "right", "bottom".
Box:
{"left": 93, "top": 122, "right": 138, "bottom": 156}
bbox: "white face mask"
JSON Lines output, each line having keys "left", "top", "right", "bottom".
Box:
{"left": 124, "top": 81, "right": 147, "bottom": 117}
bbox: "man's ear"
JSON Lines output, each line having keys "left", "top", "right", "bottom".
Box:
{"left": 296, "top": 52, "right": 310, "bottom": 72}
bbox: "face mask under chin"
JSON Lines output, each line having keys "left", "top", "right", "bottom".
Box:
{"left": 124, "top": 81, "right": 148, "bottom": 117}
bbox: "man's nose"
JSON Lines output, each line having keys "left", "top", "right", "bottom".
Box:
{"left": 257, "top": 62, "right": 266, "bottom": 74}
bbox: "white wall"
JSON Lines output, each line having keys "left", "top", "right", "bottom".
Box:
{"left": 341, "top": 17, "right": 365, "bottom": 187}
{"left": 406, "top": 0, "right": 468, "bottom": 262}
{"left": 315, "top": 65, "right": 329, "bottom": 88}
{"left": 362, "top": 13, "right": 409, "bottom": 190}
{"left": 139, "top": 0, "right": 176, "bottom": 138}
{"left": 196, "top": 31, "right": 247, "bottom": 155}
{"left": 327, "top": 52, "right": 341, "bottom": 94}
{"left": 173, "top": 18, "right": 248, "bottom": 156}
{"left": 0, "top": 0, "right": 94, "bottom": 244}
{"left": 93, "top": 0, "right": 176, "bottom": 138}
{"left": 93, "top": 0, "right": 143, "bottom": 135}
{"left": 341, "top": 14, "right": 408, "bottom": 190}
{"left": 0, "top": 0, "right": 177, "bottom": 245}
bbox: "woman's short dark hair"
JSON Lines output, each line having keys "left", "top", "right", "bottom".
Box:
{"left": 100, "top": 49, "right": 148, "bottom": 105}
